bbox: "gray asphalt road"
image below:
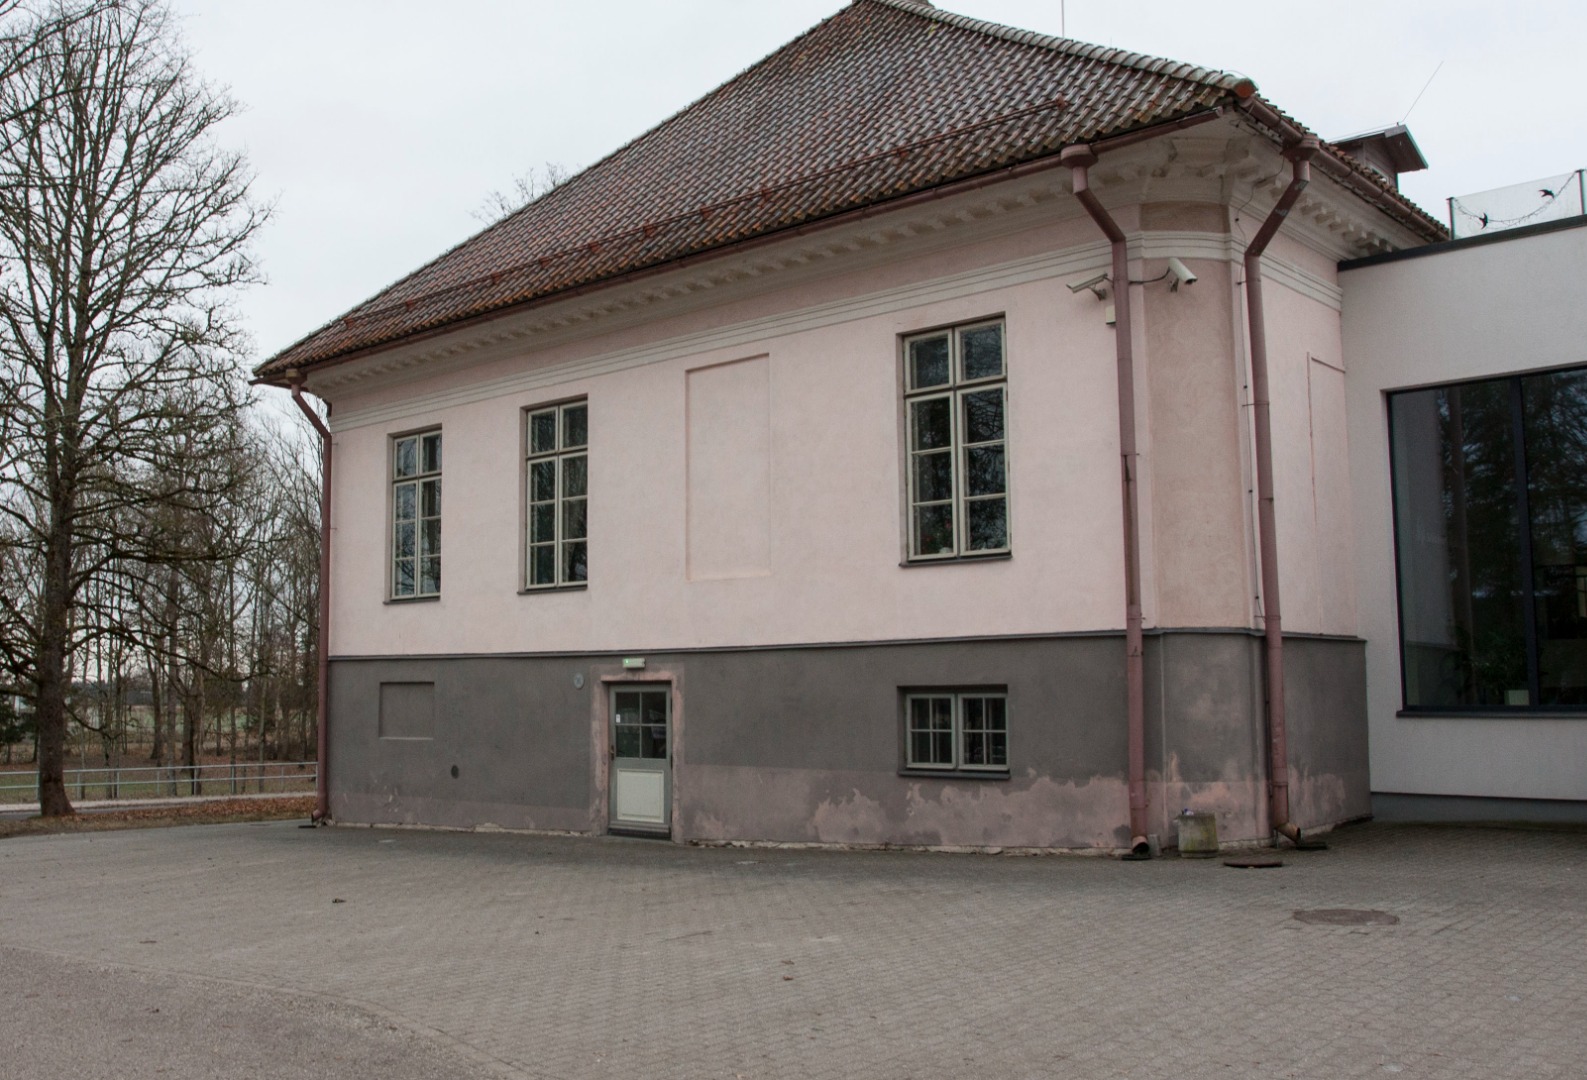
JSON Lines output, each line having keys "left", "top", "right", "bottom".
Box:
{"left": 1, "top": 946, "right": 483, "bottom": 1080}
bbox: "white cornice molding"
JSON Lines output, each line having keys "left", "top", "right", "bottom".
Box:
{"left": 311, "top": 174, "right": 1084, "bottom": 399}
{"left": 315, "top": 124, "right": 1398, "bottom": 429}
{"left": 330, "top": 239, "right": 1108, "bottom": 431}
{"left": 311, "top": 122, "right": 1405, "bottom": 403}
{"left": 1139, "top": 230, "right": 1343, "bottom": 309}
{"left": 329, "top": 228, "right": 1339, "bottom": 433}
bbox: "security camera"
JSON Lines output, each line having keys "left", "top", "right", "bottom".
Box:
{"left": 1166, "top": 257, "right": 1197, "bottom": 290}
{"left": 1067, "top": 272, "right": 1110, "bottom": 299}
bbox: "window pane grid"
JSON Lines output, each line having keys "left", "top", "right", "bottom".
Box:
{"left": 392, "top": 433, "right": 441, "bottom": 598}
{"left": 903, "top": 322, "right": 1008, "bottom": 560}
{"left": 526, "top": 402, "right": 589, "bottom": 588}
{"left": 905, "top": 693, "right": 1008, "bottom": 772}
{"left": 906, "top": 695, "right": 956, "bottom": 768}
{"left": 959, "top": 695, "right": 1008, "bottom": 769}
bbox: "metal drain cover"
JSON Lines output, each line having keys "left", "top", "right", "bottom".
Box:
{"left": 1292, "top": 908, "right": 1400, "bottom": 926}
{"left": 1223, "top": 857, "right": 1283, "bottom": 869}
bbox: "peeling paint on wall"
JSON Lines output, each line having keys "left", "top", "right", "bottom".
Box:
{"left": 682, "top": 764, "right": 1132, "bottom": 850}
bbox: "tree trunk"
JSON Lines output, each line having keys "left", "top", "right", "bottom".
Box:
{"left": 184, "top": 676, "right": 200, "bottom": 794}
{"left": 34, "top": 497, "right": 75, "bottom": 816}
{"left": 148, "top": 646, "right": 164, "bottom": 763}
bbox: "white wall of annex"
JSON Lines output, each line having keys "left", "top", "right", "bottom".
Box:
{"left": 1342, "top": 221, "right": 1587, "bottom": 801}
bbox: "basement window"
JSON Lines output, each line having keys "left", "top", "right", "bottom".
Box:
{"left": 903, "top": 691, "right": 1008, "bottom": 773}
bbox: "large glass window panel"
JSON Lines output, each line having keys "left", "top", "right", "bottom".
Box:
{"left": 1389, "top": 370, "right": 1587, "bottom": 711}
{"left": 1523, "top": 369, "right": 1587, "bottom": 704}
{"left": 1392, "top": 382, "right": 1525, "bottom": 707}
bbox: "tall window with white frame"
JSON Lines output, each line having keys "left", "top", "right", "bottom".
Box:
{"left": 392, "top": 430, "right": 441, "bottom": 599}
{"left": 904, "top": 320, "right": 1010, "bottom": 560}
{"left": 526, "top": 400, "right": 588, "bottom": 588}
{"left": 905, "top": 691, "right": 1009, "bottom": 772}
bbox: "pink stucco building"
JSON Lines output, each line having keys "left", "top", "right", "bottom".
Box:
{"left": 257, "top": 0, "right": 1457, "bottom": 852}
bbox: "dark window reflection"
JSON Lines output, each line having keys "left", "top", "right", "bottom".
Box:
{"left": 1524, "top": 370, "right": 1587, "bottom": 703}
{"left": 1390, "top": 367, "right": 1587, "bottom": 709}
{"left": 613, "top": 690, "right": 669, "bottom": 760}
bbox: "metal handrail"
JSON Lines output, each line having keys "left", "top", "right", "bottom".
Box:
{"left": 0, "top": 761, "right": 317, "bottom": 801}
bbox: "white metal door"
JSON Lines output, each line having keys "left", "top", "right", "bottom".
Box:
{"left": 610, "top": 687, "right": 670, "bottom": 832}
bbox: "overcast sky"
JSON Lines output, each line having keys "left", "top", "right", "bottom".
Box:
{"left": 172, "top": 0, "right": 1584, "bottom": 369}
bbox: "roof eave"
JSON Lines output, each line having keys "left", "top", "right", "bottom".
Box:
{"left": 1234, "top": 95, "right": 1446, "bottom": 244}
{"left": 255, "top": 107, "right": 1241, "bottom": 387}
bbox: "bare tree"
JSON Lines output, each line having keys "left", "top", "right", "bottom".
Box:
{"left": 473, "top": 161, "right": 570, "bottom": 224}
{"left": 0, "top": 0, "right": 265, "bottom": 815}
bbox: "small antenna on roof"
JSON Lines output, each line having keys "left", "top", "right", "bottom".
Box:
{"left": 1401, "top": 60, "right": 1444, "bottom": 124}
{"left": 1060, "top": 0, "right": 1065, "bottom": 36}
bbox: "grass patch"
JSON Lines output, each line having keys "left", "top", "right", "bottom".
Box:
{"left": 0, "top": 795, "right": 314, "bottom": 839}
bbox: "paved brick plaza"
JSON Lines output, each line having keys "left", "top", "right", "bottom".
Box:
{"left": 1, "top": 821, "right": 1583, "bottom": 1079}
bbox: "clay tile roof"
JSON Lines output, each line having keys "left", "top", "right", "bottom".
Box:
{"left": 255, "top": 0, "right": 1438, "bottom": 383}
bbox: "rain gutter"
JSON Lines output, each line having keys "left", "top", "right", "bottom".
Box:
{"left": 1059, "top": 143, "right": 1150, "bottom": 858}
{"left": 287, "top": 370, "right": 332, "bottom": 824}
{"left": 1238, "top": 135, "right": 1319, "bottom": 844}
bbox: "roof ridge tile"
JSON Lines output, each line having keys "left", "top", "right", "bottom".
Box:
{"left": 861, "top": 0, "right": 1250, "bottom": 93}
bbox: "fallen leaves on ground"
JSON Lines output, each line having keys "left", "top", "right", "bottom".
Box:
{"left": 0, "top": 796, "right": 314, "bottom": 839}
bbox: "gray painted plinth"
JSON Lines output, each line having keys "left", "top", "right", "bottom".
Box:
{"left": 327, "top": 631, "right": 1369, "bottom": 850}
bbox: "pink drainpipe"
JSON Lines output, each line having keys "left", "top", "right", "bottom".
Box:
{"left": 1239, "top": 136, "right": 1318, "bottom": 843}
{"left": 1061, "top": 144, "right": 1150, "bottom": 857}
{"left": 288, "top": 370, "right": 332, "bottom": 824}
{"left": 1061, "top": 108, "right": 1322, "bottom": 853}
